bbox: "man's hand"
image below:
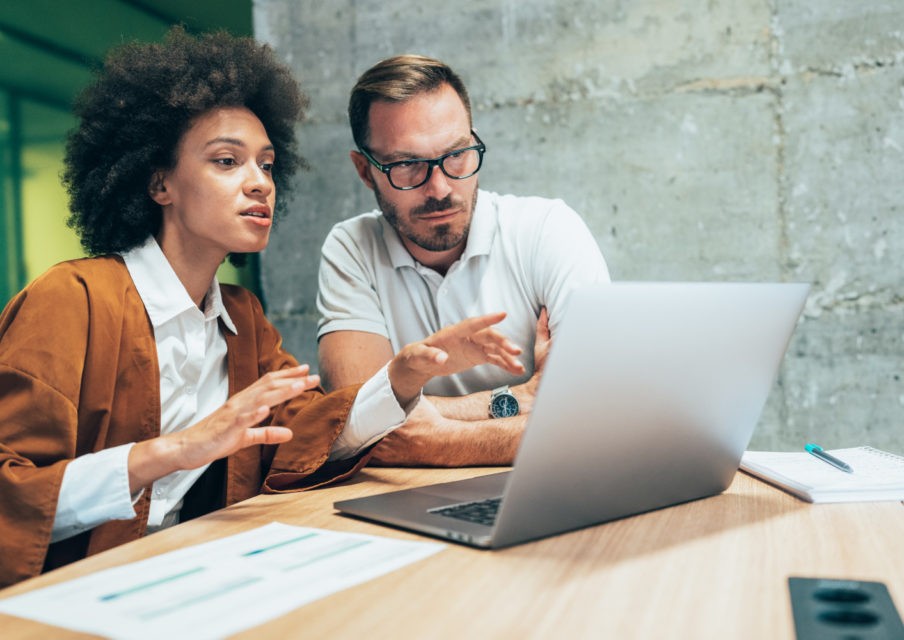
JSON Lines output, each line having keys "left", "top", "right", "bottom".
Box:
{"left": 512, "top": 307, "right": 551, "bottom": 413}
{"left": 370, "top": 400, "right": 448, "bottom": 466}
{"left": 128, "top": 365, "right": 320, "bottom": 492}
{"left": 387, "top": 312, "right": 524, "bottom": 406}
{"left": 532, "top": 307, "right": 552, "bottom": 374}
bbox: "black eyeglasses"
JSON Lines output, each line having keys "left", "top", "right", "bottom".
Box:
{"left": 358, "top": 130, "right": 486, "bottom": 190}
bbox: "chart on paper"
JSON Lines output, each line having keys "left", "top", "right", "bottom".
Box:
{"left": 0, "top": 522, "right": 443, "bottom": 639}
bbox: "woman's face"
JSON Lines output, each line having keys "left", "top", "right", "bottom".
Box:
{"left": 152, "top": 106, "right": 277, "bottom": 265}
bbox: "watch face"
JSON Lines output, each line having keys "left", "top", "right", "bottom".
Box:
{"left": 490, "top": 393, "right": 519, "bottom": 418}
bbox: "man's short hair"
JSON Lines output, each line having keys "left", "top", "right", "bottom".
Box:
{"left": 348, "top": 54, "right": 472, "bottom": 149}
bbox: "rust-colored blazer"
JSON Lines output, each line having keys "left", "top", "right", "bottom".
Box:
{"left": 0, "top": 256, "right": 366, "bottom": 587}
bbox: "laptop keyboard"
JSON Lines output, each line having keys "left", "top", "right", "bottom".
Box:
{"left": 430, "top": 497, "right": 502, "bottom": 526}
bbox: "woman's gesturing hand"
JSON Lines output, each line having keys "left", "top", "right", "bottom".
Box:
{"left": 128, "top": 365, "right": 320, "bottom": 492}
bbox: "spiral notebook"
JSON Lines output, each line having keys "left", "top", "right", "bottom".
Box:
{"left": 740, "top": 446, "right": 904, "bottom": 503}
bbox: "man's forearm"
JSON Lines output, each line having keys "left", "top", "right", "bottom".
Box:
{"left": 435, "top": 416, "right": 525, "bottom": 465}
{"left": 427, "top": 391, "right": 493, "bottom": 421}
{"left": 427, "top": 375, "right": 538, "bottom": 421}
{"left": 370, "top": 414, "right": 526, "bottom": 467}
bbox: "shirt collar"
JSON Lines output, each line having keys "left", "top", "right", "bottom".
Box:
{"left": 381, "top": 189, "right": 496, "bottom": 271}
{"left": 460, "top": 189, "right": 495, "bottom": 260}
{"left": 120, "top": 236, "right": 237, "bottom": 334}
{"left": 380, "top": 216, "right": 417, "bottom": 270}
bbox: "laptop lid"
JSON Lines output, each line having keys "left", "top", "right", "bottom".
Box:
{"left": 335, "top": 282, "right": 809, "bottom": 548}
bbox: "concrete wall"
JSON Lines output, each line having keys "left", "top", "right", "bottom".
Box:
{"left": 254, "top": 1, "right": 904, "bottom": 454}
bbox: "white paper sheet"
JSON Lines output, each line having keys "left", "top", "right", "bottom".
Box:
{"left": 0, "top": 522, "right": 443, "bottom": 639}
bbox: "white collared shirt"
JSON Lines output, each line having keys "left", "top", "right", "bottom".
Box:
{"left": 52, "top": 237, "right": 407, "bottom": 542}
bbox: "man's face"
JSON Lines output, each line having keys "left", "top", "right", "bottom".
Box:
{"left": 352, "top": 83, "right": 479, "bottom": 269}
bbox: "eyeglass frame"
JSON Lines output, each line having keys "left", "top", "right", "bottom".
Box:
{"left": 357, "top": 130, "right": 486, "bottom": 191}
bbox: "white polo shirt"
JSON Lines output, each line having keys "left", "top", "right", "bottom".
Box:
{"left": 317, "top": 190, "right": 610, "bottom": 396}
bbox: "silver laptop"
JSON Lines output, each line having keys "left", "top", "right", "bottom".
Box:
{"left": 334, "top": 282, "right": 810, "bottom": 548}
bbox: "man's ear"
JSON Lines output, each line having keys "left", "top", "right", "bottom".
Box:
{"left": 350, "top": 150, "right": 376, "bottom": 191}
{"left": 148, "top": 170, "right": 171, "bottom": 205}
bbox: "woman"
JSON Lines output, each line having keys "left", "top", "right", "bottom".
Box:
{"left": 0, "top": 29, "right": 523, "bottom": 587}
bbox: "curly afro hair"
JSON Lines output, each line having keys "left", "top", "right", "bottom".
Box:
{"left": 63, "top": 27, "right": 307, "bottom": 264}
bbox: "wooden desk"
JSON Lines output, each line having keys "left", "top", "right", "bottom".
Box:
{"left": 2, "top": 469, "right": 902, "bottom": 639}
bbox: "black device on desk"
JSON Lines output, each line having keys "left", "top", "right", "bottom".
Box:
{"left": 789, "top": 577, "right": 904, "bottom": 639}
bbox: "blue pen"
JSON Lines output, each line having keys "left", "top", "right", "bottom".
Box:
{"left": 805, "top": 443, "right": 854, "bottom": 473}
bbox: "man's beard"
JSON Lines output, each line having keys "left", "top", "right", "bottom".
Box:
{"left": 375, "top": 185, "right": 478, "bottom": 253}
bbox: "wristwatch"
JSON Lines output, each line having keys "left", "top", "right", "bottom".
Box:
{"left": 488, "top": 385, "right": 520, "bottom": 418}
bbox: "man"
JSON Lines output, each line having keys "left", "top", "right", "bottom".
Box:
{"left": 317, "top": 55, "right": 609, "bottom": 466}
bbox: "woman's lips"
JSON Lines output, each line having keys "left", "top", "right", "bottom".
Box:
{"left": 241, "top": 205, "right": 271, "bottom": 218}
{"left": 241, "top": 205, "right": 272, "bottom": 226}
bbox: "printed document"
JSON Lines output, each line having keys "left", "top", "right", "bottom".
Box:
{"left": 0, "top": 522, "right": 443, "bottom": 639}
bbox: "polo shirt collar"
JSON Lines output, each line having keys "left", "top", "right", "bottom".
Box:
{"left": 381, "top": 189, "right": 496, "bottom": 270}
{"left": 120, "top": 236, "right": 237, "bottom": 334}
{"left": 461, "top": 189, "right": 495, "bottom": 260}
{"left": 380, "top": 215, "right": 418, "bottom": 270}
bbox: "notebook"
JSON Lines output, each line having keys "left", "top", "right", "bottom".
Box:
{"left": 740, "top": 446, "right": 904, "bottom": 503}
{"left": 335, "top": 282, "right": 810, "bottom": 548}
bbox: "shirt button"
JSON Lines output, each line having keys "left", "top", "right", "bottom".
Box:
{"left": 185, "top": 385, "right": 196, "bottom": 395}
